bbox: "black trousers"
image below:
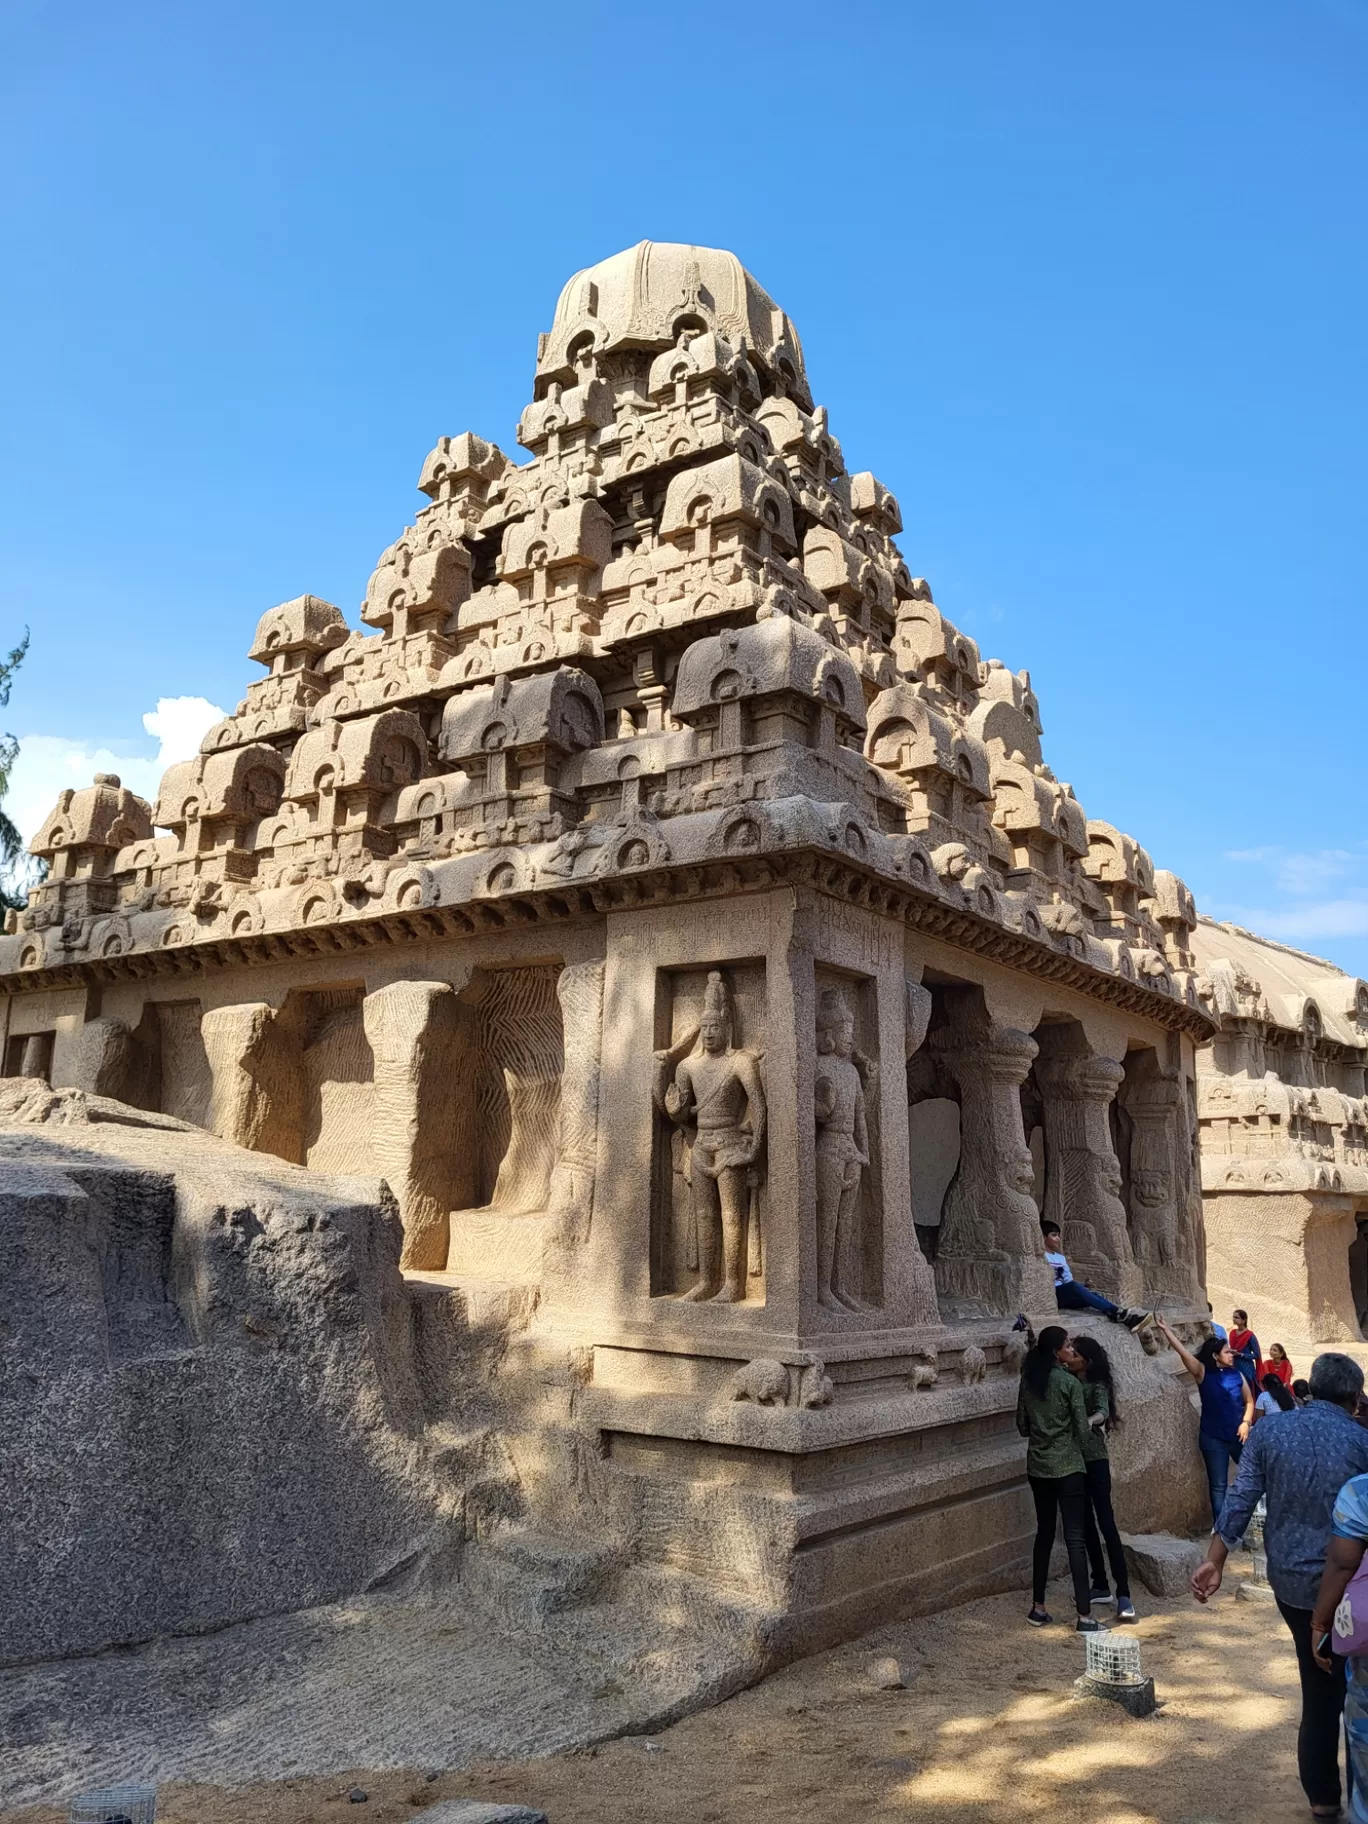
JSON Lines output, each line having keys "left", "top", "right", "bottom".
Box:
{"left": 1277, "top": 1597, "right": 1348, "bottom": 1810}
{"left": 1028, "top": 1471, "right": 1092, "bottom": 1613}
{"left": 1082, "top": 1458, "right": 1131, "bottom": 1598}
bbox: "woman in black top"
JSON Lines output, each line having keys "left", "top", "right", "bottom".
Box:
{"left": 1070, "top": 1333, "right": 1136, "bottom": 1621}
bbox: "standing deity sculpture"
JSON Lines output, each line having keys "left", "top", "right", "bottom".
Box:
{"left": 814, "top": 985, "right": 871, "bottom": 1313}
{"left": 657, "top": 971, "right": 766, "bottom": 1303}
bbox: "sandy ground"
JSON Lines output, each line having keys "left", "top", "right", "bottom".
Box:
{"left": 3, "top": 1560, "right": 1332, "bottom": 1824}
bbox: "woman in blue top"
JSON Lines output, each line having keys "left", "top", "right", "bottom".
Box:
{"left": 1156, "top": 1316, "right": 1255, "bottom": 1528}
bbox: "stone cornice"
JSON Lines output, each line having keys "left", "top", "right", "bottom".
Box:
{"left": 1, "top": 846, "right": 1216, "bottom": 1040}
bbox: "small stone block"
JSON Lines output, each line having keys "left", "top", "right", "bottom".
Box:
{"left": 869, "top": 1654, "right": 907, "bottom": 1689}
{"left": 1121, "top": 1532, "right": 1203, "bottom": 1597}
{"left": 1072, "top": 1672, "right": 1157, "bottom": 1717}
{"left": 411, "top": 1805, "right": 550, "bottom": 1824}
{"left": 1236, "top": 1577, "right": 1276, "bottom": 1603}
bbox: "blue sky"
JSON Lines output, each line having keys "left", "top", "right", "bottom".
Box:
{"left": 2, "top": 1, "right": 1365, "bottom": 969}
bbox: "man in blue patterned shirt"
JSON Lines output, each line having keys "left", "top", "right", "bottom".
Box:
{"left": 1191, "top": 1352, "right": 1368, "bottom": 1819}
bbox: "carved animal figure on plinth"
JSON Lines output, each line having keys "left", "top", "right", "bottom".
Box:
{"left": 960, "top": 1344, "right": 988, "bottom": 1384}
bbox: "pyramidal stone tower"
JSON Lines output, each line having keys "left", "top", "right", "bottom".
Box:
{"left": 2, "top": 243, "right": 1214, "bottom": 1647}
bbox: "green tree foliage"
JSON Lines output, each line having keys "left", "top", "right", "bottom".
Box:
{"left": 0, "top": 632, "right": 34, "bottom": 912}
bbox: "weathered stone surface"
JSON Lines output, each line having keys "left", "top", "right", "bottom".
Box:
{"left": 1193, "top": 920, "right": 1368, "bottom": 1360}
{"left": 0, "top": 1098, "right": 459, "bottom": 1666}
{"left": 1121, "top": 1532, "right": 1204, "bottom": 1597}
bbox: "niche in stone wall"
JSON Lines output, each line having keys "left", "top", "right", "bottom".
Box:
{"left": 446, "top": 964, "right": 564, "bottom": 1282}
{"left": 906, "top": 978, "right": 969, "bottom": 1263}
{"left": 650, "top": 961, "right": 768, "bottom": 1303}
{"left": 297, "top": 987, "right": 375, "bottom": 1173}
{"left": 815, "top": 967, "right": 884, "bottom": 1311}
{"left": 151, "top": 1001, "right": 212, "bottom": 1128}
{"left": 1350, "top": 1217, "right": 1368, "bottom": 1338}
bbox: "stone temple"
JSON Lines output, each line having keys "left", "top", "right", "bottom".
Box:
{"left": 0, "top": 242, "right": 1271, "bottom": 1687}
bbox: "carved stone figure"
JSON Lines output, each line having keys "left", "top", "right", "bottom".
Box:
{"left": 661, "top": 971, "right": 766, "bottom": 1303}
{"left": 732, "top": 1358, "right": 789, "bottom": 1405}
{"left": 814, "top": 985, "right": 870, "bottom": 1313}
{"left": 960, "top": 1344, "right": 988, "bottom": 1384}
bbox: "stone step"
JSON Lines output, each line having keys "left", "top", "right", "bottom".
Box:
{"left": 464, "top": 1528, "right": 620, "bottom": 1624}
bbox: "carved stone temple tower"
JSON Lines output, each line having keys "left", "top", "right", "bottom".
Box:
{"left": 1, "top": 243, "right": 1215, "bottom": 1653}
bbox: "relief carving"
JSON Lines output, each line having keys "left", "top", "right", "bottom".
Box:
{"left": 814, "top": 985, "right": 871, "bottom": 1313}
{"left": 548, "top": 960, "right": 605, "bottom": 1243}
{"left": 655, "top": 970, "right": 766, "bottom": 1303}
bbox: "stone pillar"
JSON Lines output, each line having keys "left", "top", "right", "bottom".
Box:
{"left": 1035, "top": 1033, "right": 1139, "bottom": 1305}
{"left": 1120, "top": 1049, "right": 1202, "bottom": 1305}
{"left": 931, "top": 993, "right": 1054, "bottom": 1316}
{"left": 362, "top": 980, "right": 470, "bottom": 1272}
{"left": 64, "top": 1016, "right": 137, "bottom": 1102}
{"left": 202, "top": 1003, "right": 304, "bottom": 1162}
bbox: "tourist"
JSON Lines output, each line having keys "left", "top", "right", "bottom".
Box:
{"left": 1154, "top": 1316, "right": 1255, "bottom": 1527}
{"left": 1265, "top": 1342, "right": 1295, "bottom": 1387}
{"left": 1311, "top": 1469, "right": 1368, "bottom": 1822}
{"left": 1255, "top": 1371, "right": 1296, "bottom": 1419}
{"left": 1040, "top": 1223, "right": 1150, "bottom": 1330}
{"left": 1068, "top": 1333, "right": 1137, "bottom": 1622}
{"left": 1294, "top": 1378, "right": 1313, "bottom": 1407}
{"left": 1015, "top": 1325, "right": 1100, "bottom": 1632}
{"left": 1229, "top": 1308, "right": 1263, "bottom": 1388}
{"left": 1207, "top": 1303, "right": 1228, "bottom": 1341}
{"left": 1192, "top": 1353, "right": 1368, "bottom": 1821}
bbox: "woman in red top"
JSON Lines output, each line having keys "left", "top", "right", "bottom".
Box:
{"left": 1229, "top": 1309, "right": 1262, "bottom": 1387}
{"left": 1264, "top": 1342, "right": 1294, "bottom": 1387}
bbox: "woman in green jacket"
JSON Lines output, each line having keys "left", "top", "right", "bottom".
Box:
{"left": 1016, "top": 1324, "right": 1101, "bottom": 1630}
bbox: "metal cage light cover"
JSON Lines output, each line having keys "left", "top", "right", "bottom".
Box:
{"left": 1083, "top": 1628, "right": 1143, "bottom": 1686}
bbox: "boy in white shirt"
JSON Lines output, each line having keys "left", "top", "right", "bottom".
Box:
{"left": 1042, "top": 1223, "right": 1151, "bottom": 1330}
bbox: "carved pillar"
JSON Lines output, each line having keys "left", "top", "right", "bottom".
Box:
{"left": 1121, "top": 1049, "right": 1202, "bottom": 1305}
{"left": 362, "top": 980, "right": 470, "bottom": 1271}
{"left": 548, "top": 960, "right": 605, "bottom": 1245}
{"left": 1035, "top": 1034, "right": 1139, "bottom": 1304}
{"left": 202, "top": 1002, "right": 305, "bottom": 1161}
{"left": 931, "top": 994, "right": 1054, "bottom": 1316}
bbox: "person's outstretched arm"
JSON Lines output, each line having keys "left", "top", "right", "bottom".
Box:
{"left": 1156, "top": 1315, "right": 1205, "bottom": 1382}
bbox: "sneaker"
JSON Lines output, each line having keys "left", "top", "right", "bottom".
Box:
{"left": 1027, "top": 1607, "right": 1052, "bottom": 1627}
{"left": 1090, "top": 1586, "right": 1114, "bottom": 1605}
{"left": 1122, "top": 1308, "right": 1155, "bottom": 1332}
{"left": 1116, "top": 1599, "right": 1137, "bottom": 1622}
{"left": 1076, "top": 1616, "right": 1104, "bottom": 1633}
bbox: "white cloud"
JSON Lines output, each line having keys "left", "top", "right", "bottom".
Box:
{"left": 4, "top": 695, "right": 226, "bottom": 856}
{"left": 1209, "top": 845, "right": 1368, "bottom": 955}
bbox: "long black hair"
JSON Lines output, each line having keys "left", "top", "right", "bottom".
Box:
{"left": 1021, "top": 1325, "right": 1068, "bottom": 1400}
{"left": 1260, "top": 1371, "right": 1295, "bottom": 1412}
{"left": 1196, "top": 1334, "right": 1230, "bottom": 1374}
{"left": 1072, "top": 1333, "right": 1120, "bottom": 1427}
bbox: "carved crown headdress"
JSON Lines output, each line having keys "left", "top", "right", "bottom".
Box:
{"left": 816, "top": 985, "right": 852, "bottom": 1032}
{"left": 702, "top": 970, "right": 733, "bottom": 1024}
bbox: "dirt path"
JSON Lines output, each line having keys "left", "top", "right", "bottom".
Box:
{"left": 5, "top": 1573, "right": 1318, "bottom": 1824}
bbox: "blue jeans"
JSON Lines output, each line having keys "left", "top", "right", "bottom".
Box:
{"left": 1055, "top": 1280, "right": 1120, "bottom": 1320}
{"left": 1199, "top": 1431, "right": 1243, "bottom": 1529}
